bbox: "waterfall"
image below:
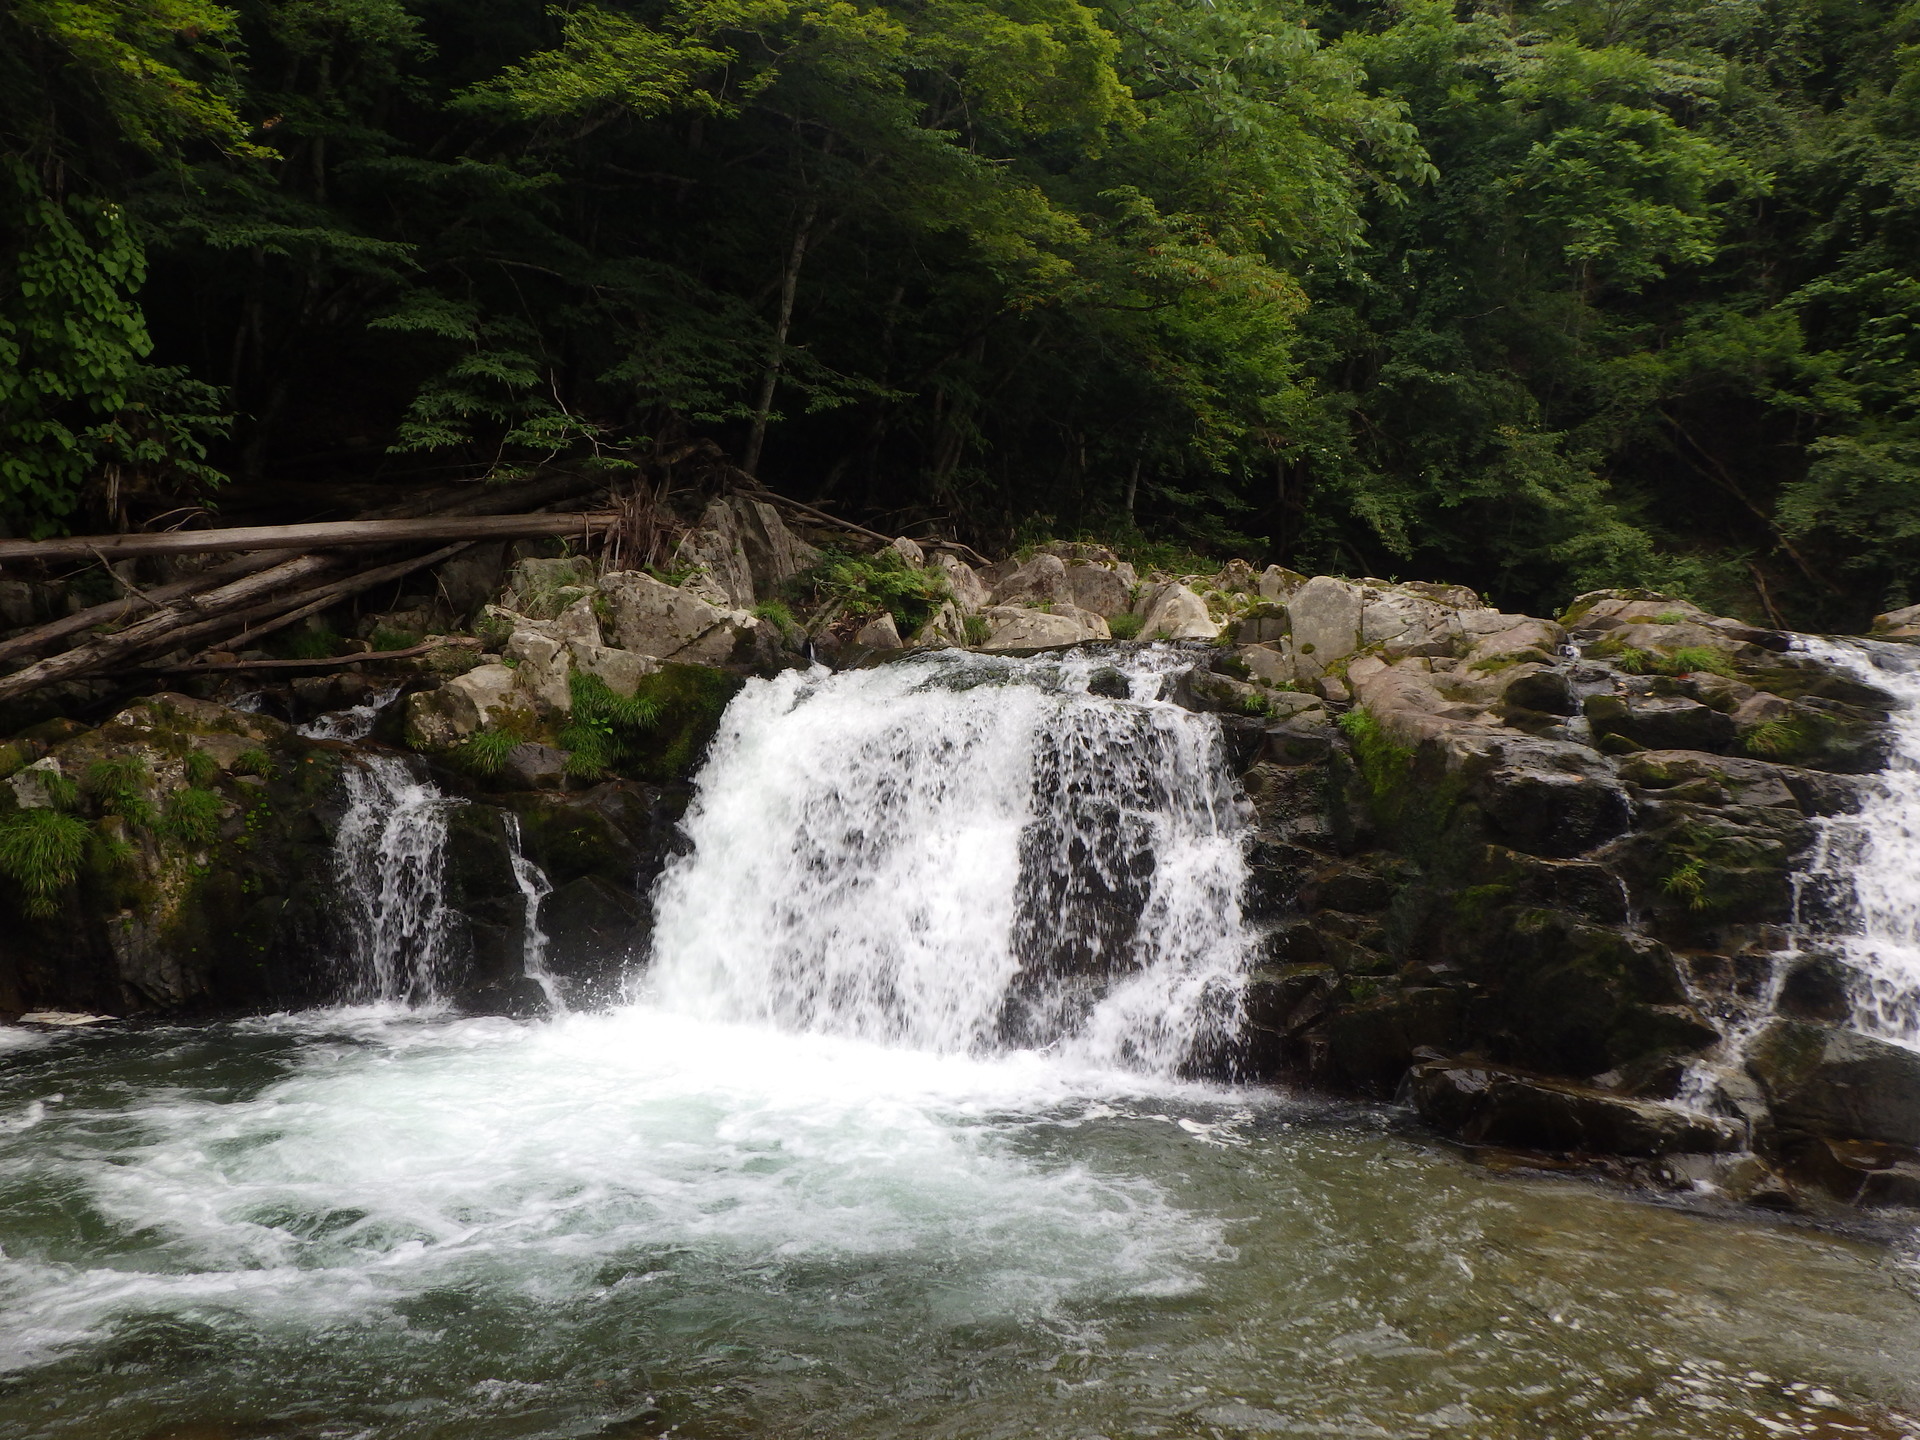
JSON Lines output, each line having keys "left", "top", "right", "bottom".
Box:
{"left": 299, "top": 684, "right": 403, "bottom": 742}
{"left": 1791, "top": 637, "right": 1920, "bottom": 1045}
{"left": 332, "top": 754, "right": 458, "bottom": 1002}
{"left": 644, "top": 646, "right": 1253, "bottom": 1074}
{"left": 502, "top": 812, "right": 566, "bottom": 1014}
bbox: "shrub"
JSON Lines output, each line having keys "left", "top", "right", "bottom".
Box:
{"left": 1662, "top": 857, "right": 1710, "bottom": 910}
{"left": 1654, "top": 610, "right": 1689, "bottom": 625}
{"left": 85, "top": 755, "right": 156, "bottom": 824}
{"left": 453, "top": 729, "right": 520, "bottom": 776}
{"left": 0, "top": 809, "right": 91, "bottom": 918}
{"left": 963, "top": 615, "right": 991, "bottom": 646}
{"left": 1655, "top": 646, "right": 1734, "bottom": 677}
{"left": 1107, "top": 612, "right": 1145, "bottom": 641}
{"left": 158, "top": 787, "right": 223, "bottom": 847}
{"left": 796, "top": 549, "right": 949, "bottom": 632}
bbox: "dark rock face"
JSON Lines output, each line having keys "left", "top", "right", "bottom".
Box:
{"left": 1199, "top": 581, "right": 1909, "bottom": 1205}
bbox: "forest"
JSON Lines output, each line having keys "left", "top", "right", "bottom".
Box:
{"left": 2, "top": 0, "right": 1916, "bottom": 629}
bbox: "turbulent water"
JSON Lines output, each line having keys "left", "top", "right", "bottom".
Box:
{"left": 4, "top": 646, "right": 1920, "bottom": 1438}
{"left": 332, "top": 754, "right": 459, "bottom": 1003}
{"left": 1793, "top": 639, "right": 1920, "bottom": 1045}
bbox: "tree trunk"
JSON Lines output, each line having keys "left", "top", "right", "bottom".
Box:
{"left": 742, "top": 200, "right": 818, "bottom": 478}
{"left": 0, "top": 512, "right": 616, "bottom": 565}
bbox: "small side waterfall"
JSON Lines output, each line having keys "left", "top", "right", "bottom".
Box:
{"left": 333, "top": 755, "right": 459, "bottom": 1002}
{"left": 645, "top": 647, "right": 1253, "bottom": 1073}
{"left": 503, "top": 812, "right": 566, "bottom": 1013}
{"left": 1793, "top": 637, "right": 1920, "bottom": 1044}
{"left": 299, "top": 685, "right": 403, "bottom": 742}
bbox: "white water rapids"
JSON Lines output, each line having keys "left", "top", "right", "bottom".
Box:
{"left": 1793, "top": 638, "right": 1920, "bottom": 1045}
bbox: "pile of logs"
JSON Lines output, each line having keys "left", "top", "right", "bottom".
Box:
{"left": 0, "top": 475, "right": 616, "bottom": 703}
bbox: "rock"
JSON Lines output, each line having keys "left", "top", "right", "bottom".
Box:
{"left": 1134, "top": 582, "right": 1219, "bottom": 641}
{"left": 932, "top": 553, "right": 990, "bottom": 613}
{"left": 990, "top": 553, "right": 1072, "bottom": 607}
{"left": 1470, "top": 749, "right": 1630, "bottom": 859}
{"left": 1585, "top": 693, "right": 1737, "bottom": 752}
{"left": 434, "top": 543, "right": 508, "bottom": 618}
{"left": 570, "top": 643, "right": 657, "bottom": 697}
{"left": 503, "top": 556, "right": 597, "bottom": 620}
{"left": 1062, "top": 562, "right": 1134, "bottom": 618}
{"left": 914, "top": 600, "right": 970, "bottom": 648}
{"left": 1617, "top": 750, "right": 1802, "bottom": 809}
{"left": 503, "top": 742, "right": 569, "bottom": 790}
{"left": 1325, "top": 987, "right": 1462, "bottom": 1095}
{"left": 506, "top": 631, "right": 573, "bottom": 718}
{"left": 1286, "top": 577, "right": 1363, "bottom": 676}
{"left": 541, "top": 874, "right": 645, "bottom": 991}
{"left": 978, "top": 605, "right": 1110, "bottom": 649}
{"left": 1409, "top": 1059, "right": 1744, "bottom": 1156}
{"left": 1239, "top": 644, "right": 1296, "bottom": 688}
{"left": 1873, "top": 602, "right": 1920, "bottom": 641}
{"left": 598, "top": 570, "right": 755, "bottom": 664}
{"left": 405, "top": 664, "right": 519, "bottom": 748}
{"left": 889, "top": 535, "right": 925, "bottom": 566}
{"left": 1776, "top": 952, "right": 1854, "bottom": 1023}
{"left": 1264, "top": 714, "right": 1336, "bottom": 765}
{"left": 549, "top": 595, "right": 603, "bottom": 649}
{"left": 854, "top": 613, "right": 904, "bottom": 650}
{"left": 1746, "top": 1019, "right": 1920, "bottom": 1150}
{"left": 6, "top": 757, "right": 64, "bottom": 809}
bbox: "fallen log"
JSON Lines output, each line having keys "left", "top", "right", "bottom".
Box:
{"left": 0, "top": 555, "right": 338, "bottom": 702}
{"left": 151, "top": 636, "right": 482, "bottom": 674}
{"left": 0, "top": 551, "right": 292, "bottom": 664}
{"left": 212, "top": 541, "right": 475, "bottom": 655}
{"left": 0, "top": 511, "right": 617, "bottom": 565}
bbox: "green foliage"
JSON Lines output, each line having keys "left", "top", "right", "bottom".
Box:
{"left": 560, "top": 671, "right": 665, "bottom": 780}
{"left": 0, "top": 807, "right": 91, "bottom": 918}
{"left": 963, "top": 614, "right": 992, "bottom": 646}
{"left": 1740, "top": 716, "right": 1809, "bottom": 759}
{"left": 182, "top": 747, "right": 219, "bottom": 786}
{"left": 1662, "top": 856, "right": 1710, "bottom": 911}
{"left": 158, "top": 785, "right": 222, "bottom": 847}
{"left": 84, "top": 753, "right": 155, "bottom": 824}
{"left": 233, "top": 747, "right": 275, "bottom": 779}
{"left": 274, "top": 625, "right": 344, "bottom": 662}
{"left": 1655, "top": 647, "right": 1735, "bottom": 677}
{"left": 1653, "top": 611, "right": 1688, "bottom": 625}
{"left": 369, "top": 627, "right": 421, "bottom": 654}
{"left": 453, "top": 729, "right": 520, "bottom": 777}
{"left": 1106, "top": 612, "right": 1145, "bottom": 641}
{"left": 798, "top": 550, "right": 950, "bottom": 633}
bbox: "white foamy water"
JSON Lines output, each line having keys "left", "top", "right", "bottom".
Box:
{"left": 1792, "top": 638, "right": 1920, "bottom": 1044}
{"left": 297, "top": 683, "right": 402, "bottom": 741}
{"left": 0, "top": 1006, "right": 1227, "bottom": 1377}
{"left": 333, "top": 754, "right": 460, "bottom": 1001}
{"left": 503, "top": 810, "right": 565, "bottom": 1013}
{"left": 646, "top": 647, "right": 1253, "bottom": 1073}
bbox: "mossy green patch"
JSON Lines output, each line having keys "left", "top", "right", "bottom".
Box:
{"left": 0, "top": 808, "right": 91, "bottom": 918}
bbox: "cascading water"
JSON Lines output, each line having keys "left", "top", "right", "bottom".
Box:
{"left": 1791, "top": 637, "right": 1920, "bottom": 1044}
{"left": 297, "top": 683, "right": 403, "bottom": 741}
{"left": 645, "top": 646, "right": 1253, "bottom": 1073}
{"left": 503, "top": 810, "right": 566, "bottom": 1013}
{"left": 332, "top": 753, "right": 458, "bottom": 1001}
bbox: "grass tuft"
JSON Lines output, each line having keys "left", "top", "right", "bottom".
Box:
{"left": 0, "top": 809, "right": 91, "bottom": 918}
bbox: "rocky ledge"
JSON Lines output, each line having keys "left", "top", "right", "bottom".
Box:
{"left": 3, "top": 489, "right": 1917, "bottom": 1216}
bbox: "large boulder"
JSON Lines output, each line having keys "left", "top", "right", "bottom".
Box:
{"left": 932, "top": 553, "right": 990, "bottom": 612}
{"left": 1136, "top": 582, "right": 1219, "bottom": 641}
{"left": 1584, "top": 692, "right": 1738, "bottom": 752}
{"left": 1746, "top": 1019, "right": 1920, "bottom": 1149}
{"left": 978, "top": 605, "right": 1110, "bottom": 649}
{"left": 406, "top": 664, "right": 521, "bottom": 749}
{"left": 1873, "top": 602, "right": 1920, "bottom": 642}
{"left": 990, "top": 553, "right": 1073, "bottom": 608}
{"left": 1286, "top": 576, "right": 1363, "bottom": 676}
{"left": 598, "top": 570, "right": 756, "bottom": 664}
{"left": 1062, "top": 561, "right": 1135, "bottom": 618}
{"left": 673, "top": 495, "right": 821, "bottom": 609}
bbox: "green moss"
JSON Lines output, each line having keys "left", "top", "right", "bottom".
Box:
{"left": 0, "top": 808, "right": 91, "bottom": 918}
{"left": 159, "top": 787, "right": 224, "bottom": 848}
{"left": 1654, "top": 610, "right": 1688, "bottom": 625}
{"left": 1338, "top": 708, "right": 1414, "bottom": 808}
{"left": 0, "top": 742, "right": 29, "bottom": 781}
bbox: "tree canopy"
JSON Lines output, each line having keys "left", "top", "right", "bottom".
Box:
{"left": 3, "top": 0, "right": 1916, "bottom": 625}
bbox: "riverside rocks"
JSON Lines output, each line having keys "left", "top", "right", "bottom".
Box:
{"left": 4, "top": 494, "right": 1915, "bottom": 1213}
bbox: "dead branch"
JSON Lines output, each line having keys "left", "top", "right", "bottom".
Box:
{"left": 0, "top": 512, "right": 616, "bottom": 565}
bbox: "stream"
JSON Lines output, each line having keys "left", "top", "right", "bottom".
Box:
{"left": 3, "top": 648, "right": 1920, "bottom": 1438}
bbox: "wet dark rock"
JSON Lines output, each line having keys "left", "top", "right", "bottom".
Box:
{"left": 1586, "top": 693, "right": 1738, "bottom": 753}
{"left": 503, "top": 742, "right": 570, "bottom": 790}
{"left": 1777, "top": 953, "right": 1855, "bottom": 1024}
{"left": 1746, "top": 1019, "right": 1920, "bottom": 1150}
{"left": 1409, "top": 1058, "right": 1744, "bottom": 1157}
